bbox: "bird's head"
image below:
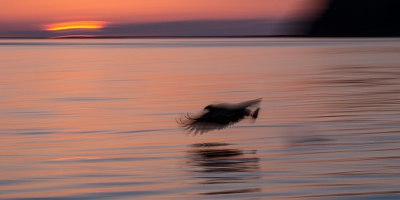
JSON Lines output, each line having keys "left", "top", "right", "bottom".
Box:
{"left": 203, "top": 105, "right": 214, "bottom": 112}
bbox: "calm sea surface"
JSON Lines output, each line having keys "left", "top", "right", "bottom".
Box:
{"left": 1, "top": 38, "right": 400, "bottom": 199}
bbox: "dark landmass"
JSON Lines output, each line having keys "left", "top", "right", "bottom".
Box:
{"left": 307, "top": 0, "right": 400, "bottom": 37}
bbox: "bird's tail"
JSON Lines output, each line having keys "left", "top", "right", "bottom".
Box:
{"left": 251, "top": 108, "right": 260, "bottom": 119}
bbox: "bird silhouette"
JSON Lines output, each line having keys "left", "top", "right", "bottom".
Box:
{"left": 177, "top": 98, "right": 261, "bottom": 135}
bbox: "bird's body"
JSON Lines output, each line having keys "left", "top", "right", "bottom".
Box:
{"left": 178, "top": 98, "right": 261, "bottom": 135}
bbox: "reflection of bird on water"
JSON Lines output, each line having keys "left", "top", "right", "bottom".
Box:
{"left": 177, "top": 98, "right": 261, "bottom": 135}
{"left": 186, "top": 142, "right": 260, "bottom": 194}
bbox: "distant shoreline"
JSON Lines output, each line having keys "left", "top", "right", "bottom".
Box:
{"left": 1, "top": 35, "right": 399, "bottom": 39}
{"left": 0, "top": 35, "right": 301, "bottom": 39}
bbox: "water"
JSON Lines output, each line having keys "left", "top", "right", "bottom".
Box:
{"left": 1, "top": 38, "right": 400, "bottom": 199}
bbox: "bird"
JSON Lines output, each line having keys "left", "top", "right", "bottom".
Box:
{"left": 177, "top": 98, "right": 261, "bottom": 135}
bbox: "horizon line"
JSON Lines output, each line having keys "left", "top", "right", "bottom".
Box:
{"left": 1, "top": 35, "right": 399, "bottom": 39}
{"left": 0, "top": 35, "right": 309, "bottom": 39}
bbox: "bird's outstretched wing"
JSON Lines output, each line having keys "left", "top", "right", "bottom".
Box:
{"left": 212, "top": 98, "right": 262, "bottom": 109}
{"left": 177, "top": 111, "right": 241, "bottom": 135}
{"left": 234, "top": 98, "right": 262, "bottom": 109}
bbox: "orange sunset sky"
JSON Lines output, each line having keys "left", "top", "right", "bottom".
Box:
{"left": 0, "top": 0, "right": 327, "bottom": 37}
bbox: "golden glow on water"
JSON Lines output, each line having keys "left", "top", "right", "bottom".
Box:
{"left": 45, "top": 21, "right": 105, "bottom": 31}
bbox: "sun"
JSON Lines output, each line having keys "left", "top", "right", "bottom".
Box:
{"left": 45, "top": 21, "right": 106, "bottom": 31}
